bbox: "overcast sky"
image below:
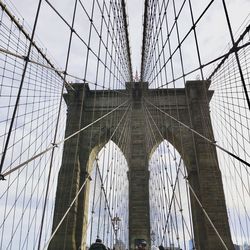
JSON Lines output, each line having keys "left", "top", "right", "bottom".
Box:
{"left": 1, "top": 0, "right": 250, "bottom": 248}
{"left": 4, "top": 0, "right": 250, "bottom": 78}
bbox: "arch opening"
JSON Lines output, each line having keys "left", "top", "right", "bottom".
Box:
{"left": 85, "top": 140, "right": 129, "bottom": 250}
{"left": 149, "top": 139, "right": 195, "bottom": 249}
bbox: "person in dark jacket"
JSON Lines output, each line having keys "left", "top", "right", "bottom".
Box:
{"left": 89, "top": 238, "right": 107, "bottom": 250}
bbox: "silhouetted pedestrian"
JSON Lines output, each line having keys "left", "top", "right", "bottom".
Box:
{"left": 158, "top": 245, "right": 164, "bottom": 250}
{"left": 89, "top": 238, "right": 107, "bottom": 250}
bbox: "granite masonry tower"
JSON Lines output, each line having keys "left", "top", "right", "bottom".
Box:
{"left": 49, "top": 80, "right": 234, "bottom": 250}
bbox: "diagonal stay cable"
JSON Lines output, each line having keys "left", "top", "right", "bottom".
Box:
{"left": 1, "top": 99, "right": 130, "bottom": 178}
{"left": 143, "top": 97, "right": 250, "bottom": 168}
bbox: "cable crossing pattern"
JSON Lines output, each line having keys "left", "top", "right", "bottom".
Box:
{"left": 0, "top": 0, "right": 250, "bottom": 249}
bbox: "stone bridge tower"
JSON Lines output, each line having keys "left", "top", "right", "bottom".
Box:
{"left": 49, "top": 81, "right": 234, "bottom": 250}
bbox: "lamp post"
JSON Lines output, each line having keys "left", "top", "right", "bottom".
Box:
{"left": 112, "top": 214, "right": 121, "bottom": 248}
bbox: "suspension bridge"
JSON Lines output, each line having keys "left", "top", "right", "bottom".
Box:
{"left": 0, "top": 0, "right": 250, "bottom": 249}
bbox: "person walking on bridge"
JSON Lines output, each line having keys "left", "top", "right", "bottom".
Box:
{"left": 89, "top": 238, "right": 108, "bottom": 250}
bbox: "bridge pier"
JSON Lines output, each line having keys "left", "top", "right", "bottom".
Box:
{"left": 128, "top": 82, "right": 151, "bottom": 250}
{"left": 48, "top": 84, "right": 89, "bottom": 250}
{"left": 185, "top": 81, "right": 234, "bottom": 250}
